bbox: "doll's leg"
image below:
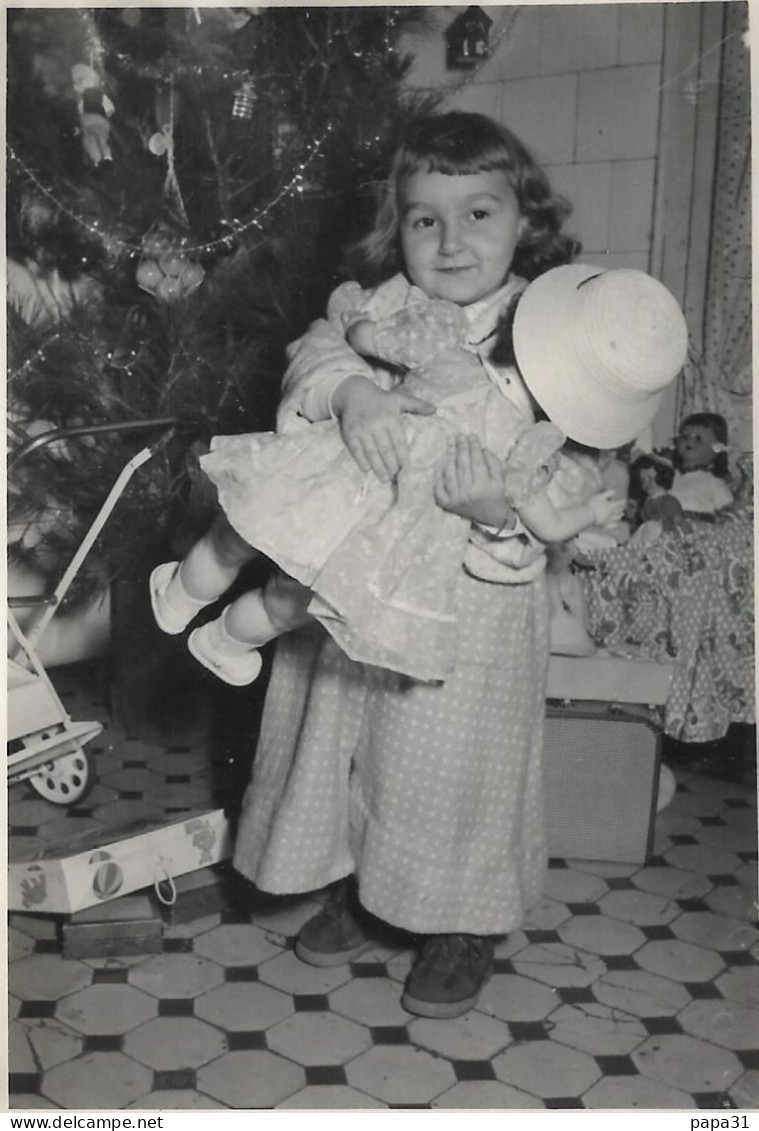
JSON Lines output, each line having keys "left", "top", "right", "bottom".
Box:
{"left": 150, "top": 514, "right": 258, "bottom": 635}
{"left": 188, "top": 571, "right": 313, "bottom": 687}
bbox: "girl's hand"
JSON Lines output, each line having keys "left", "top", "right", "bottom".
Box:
{"left": 435, "top": 434, "right": 515, "bottom": 528}
{"left": 331, "top": 375, "right": 436, "bottom": 481}
{"left": 587, "top": 489, "right": 626, "bottom": 527}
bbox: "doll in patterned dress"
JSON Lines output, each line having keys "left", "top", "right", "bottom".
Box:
{"left": 150, "top": 272, "right": 624, "bottom": 685}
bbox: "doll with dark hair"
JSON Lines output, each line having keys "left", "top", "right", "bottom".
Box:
{"left": 628, "top": 453, "right": 683, "bottom": 531}
{"left": 670, "top": 412, "right": 733, "bottom": 514}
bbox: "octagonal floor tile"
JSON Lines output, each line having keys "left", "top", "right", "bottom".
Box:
{"left": 248, "top": 896, "right": 323, "bottom": 941}
{"left": 635, "top": 939, "right": 725, "bottom": 983}
{"left": 671, "top": 911, "right": 757, "bottom": 953}
{"left": 346, "top": 1045, "right": 455, "bottom": 1105}
{"left": 258, "top": 950, "right": 353, "bottom": 996}
{"left": 163, "top": 913, "right": 224, "bottom": 941}
{"left": 584, "top": 1075, "right": 696, "bottom": 1109}
{"left": 493, "top": 1040, "right": 600, "bottom": 1098}
{"left": 9, "top": 928, "right": 35, "bottom": 962}
{"left": 477, "top": 973, "right": 559, "bottom": 1022}
{"left": 193, "top": 923, "right": 282, "bottom": 966}
{"left": 717, "top": 966, "right": 759, "bottom": 1007}
{"left": 56, "top": 984, "right": 157, "bottom": 1035}
{"left": 730, "top": 1070, "right": 759, "bottom": 1109}
{"left": 277, "top": 1085, "right": 387, "bottom": 1109}
{"left": 598, "top": 889, "right": 680, "bottom": 927}
{"left": 127, "top": 1090, "right": 227, "bottom": 1109}
{"left": 736, "top": 861, "right": 758, "bottom": 890}
{"left": 9, "top": 1023, "right": 36, "bottom": 1074}
{"left": 195, "top": 980, "right": 293, "bottom": 1032}
{"left": 123, "top": 1016, "right": 227, "bottom": 1069}
{"left": 593, "top": 969, "right": 692, "bottom": 1018}
{"left": 91, "top": 800, "right": 166, "bottom": 826}
{"left": 10, "top": 954, "right": 93, "bottom": 1001}
{"left": 26, "top": 1019, "right": 84, "bottom": 1070}
{"left": 548, "top": 1002, "right": 647, "bottom": 1056}
{"left": 433, "top": 1081, "right": 544, "bottom": 1109}
{"left": 558, "top": 916, "right": 646, "bottom": 956}
{"left": 10, "top": 797, "right": 68, "bottom": 827}
{"left": 100, "top": 766, "right": 165, "bottom": 793}
{"left": 9, "top": 1096, "right": 59, "bottom": 1110}
{"left": 667, "top": 790, "right": 726, "bottom": 819}
{"left": 679, "top": 1000, "right": 759, "bottom": 1050}
{"left": 664, "top": 843, "right": 743, "bottom": 876}
{"left": 633, "top": 865, "right": 713, "bottom": 901}
{"left": 705, "top": 883, "right": 758, "bottom": 923}
{"left": 128, "top": 953, "right": 225, "bottom": 999}
{"left": 695, "top": 823, "right": 758, "bottom": 856}
{"left": 408, "top": 1011, "right": 511, "bottom": 1061}
{"left": 42, "top": 1051, "right": 153, "bottom": 1109}
{"left": 656, "top": 809, "right": 706, "bottom": 838}
{"left": 493, "top": 929, "right": 530, "bottom": 960}
{"left": 511, "top": 942, "right": 606, "bottom": 989}
{"left": 543, "top": 868, "right": 609, "bottom": 904}
{"left": 523, "top": 897, "right": 571, "bottom": 930}
{"left": 633, "top": 1034, "right": 742, "bottom": 1092}
{"left": 197, "top": 1050, "right": 305, "bottom": 1108}
{"left": 267, "top": 1011, "right": 371, "bottom": 1065}
{"left": 330, "top": 977, "right": 410, "bottom": 1027}
{"left": 8, "top": 914, "right": 58, "bottom": 941}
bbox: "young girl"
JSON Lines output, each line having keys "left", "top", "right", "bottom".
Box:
{"left": 150, "top": 270, "right": 625, "bottom": 685}
{"left": 228, "top": 112, "right": 687, "bottom": 1020}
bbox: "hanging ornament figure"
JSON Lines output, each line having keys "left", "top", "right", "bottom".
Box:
{"left": 232, "top": 76, "right": 256, "bottom": 121}
{"left": 72, "top": 64, "right": 115, "bottom": 166}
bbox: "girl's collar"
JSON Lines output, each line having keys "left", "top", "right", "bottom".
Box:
{"left": 463, "top": 275, "right": 527, "bottom": 345}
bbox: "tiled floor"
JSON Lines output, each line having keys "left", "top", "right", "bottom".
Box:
{"left": 8, "top": 663, "right": 759, "bottom": 1111}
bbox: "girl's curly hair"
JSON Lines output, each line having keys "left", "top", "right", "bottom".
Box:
{"left": 348, "top": 111, "right": 580, "bottom": 286}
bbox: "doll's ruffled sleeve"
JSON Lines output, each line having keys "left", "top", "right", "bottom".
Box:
{"left": 502, "top": 421, "right": 565, "bottom": 509}
{"left": 370, "top": 299, "right": 471, "bottom": 368}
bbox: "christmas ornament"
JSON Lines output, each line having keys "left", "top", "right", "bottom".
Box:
{"left": 71, "top": 63, "right": 115, "bottom": 166}
{"left": 446, "top": 6, "right": 492, "bottom": 69}
{"left": 136, "top": 224, "right": 205, "bottom": 303}
{"left": 232, "top": 75, "right": 256, "bottom": 120}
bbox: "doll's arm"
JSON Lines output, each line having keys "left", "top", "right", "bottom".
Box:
{"left": 519, "top": 490, "right": 625, "bottom": 544}
{"left": 348, "top": 300, "right": 470, "bottom": 369}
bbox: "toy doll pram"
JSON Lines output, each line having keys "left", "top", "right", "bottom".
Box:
{"left": 7, "top": 420, "right": 178, "bottom": 805}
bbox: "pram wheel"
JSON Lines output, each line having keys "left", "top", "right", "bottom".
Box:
{"left": 28, "top": 748, "right": 93, "bottom": 805}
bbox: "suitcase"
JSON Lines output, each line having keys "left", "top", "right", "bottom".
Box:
{"left": 543, "top": 700, "right": 662, "bottom": 864}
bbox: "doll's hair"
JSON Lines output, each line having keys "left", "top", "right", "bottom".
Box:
{"left": 349, "top": 111, "right": 580, "bottom": 285}
{"left": 629, "top": 454, "right": 675, "bottom": 501}
{"left": 676, "top": 412, "right": 730, "bottom": 478}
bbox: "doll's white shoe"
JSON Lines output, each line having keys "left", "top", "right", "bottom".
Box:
{"left": 188, "top": 624, "right": 263, "bottom": 686}
{"left": 149, "top": 562, "right": 198, "bottom": 635}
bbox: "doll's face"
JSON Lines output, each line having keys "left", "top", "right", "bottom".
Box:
{"left": 639, "top": 466, "right": 658, "bottom": 494}
{"left": 676, "top": 423, "right": 719, "bottom": 470}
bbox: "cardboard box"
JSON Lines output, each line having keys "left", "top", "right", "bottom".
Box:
{"left": 9, "top": 809, "right": 231, "bottom": 914}
{"left": 61, "top": 893, "right": 163, "bottom": 958}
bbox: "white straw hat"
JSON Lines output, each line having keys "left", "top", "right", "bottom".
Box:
{"left": 512, "top": 264, "right": 689, "bottom": 449}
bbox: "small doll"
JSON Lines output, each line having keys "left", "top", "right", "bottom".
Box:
{"left": 629, "top": 453, "right": 683, "bottom": 530}
{"left": 71, "top": 64, "right": 115, "bottom": 167}
{"left": 669, "top": 412, "right": 733, "bottom": 514}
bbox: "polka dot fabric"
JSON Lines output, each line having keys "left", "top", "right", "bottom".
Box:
{"left": 234, "top": 571, "right": 550, "bottom": 935}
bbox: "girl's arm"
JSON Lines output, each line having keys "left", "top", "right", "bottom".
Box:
{"left": 519, "top": 489, "right": 624, "bottom": 543}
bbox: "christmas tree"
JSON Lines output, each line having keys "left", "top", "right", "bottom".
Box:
{"left": 7, "top": 6, "right": 434, "bottom": 605}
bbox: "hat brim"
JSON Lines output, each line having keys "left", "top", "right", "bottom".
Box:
{"left": 513, "top": 263, "right": 666, "bottom": 449}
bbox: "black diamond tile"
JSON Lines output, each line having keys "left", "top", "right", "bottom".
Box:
{"left": 164, "top": 807, "right": 194, "bottom": 815}
{"left": 92, "top": 968, "right": 130, "bottom": 984}
{"left": 683, "top": 983, "right": 724, "bottom": 999}
{"left": 34, "top": 938, "right": 61, "bottom": 955}
{"left": 66, "top": 807, "right": 94, "bottom": 819}
{"left": 642, "top": 1017, "right": 683, "bottom": 1035}
{"left": 640, "top": 925, "right": 676, "bottom": 941}
{"left": 227, "top": 1031, "right": 267, "bottom": 1051}
{"left": 293, "top": 994, "right": 330, "bottom": 1012}
{"left": 167, "top": 745, "right": 191, "bottom": 753}
{"left": 166, "top": 774, "right": 192, "bottom": 784}
{"left": 305, "top": 1065, "right": 348, "bottom": 1086}
{"left": 737, "top": 1050, "right": 759, "bottom": 1070}
{"left": 350, "top": 962, "right": 387, "bottom": 978}
{"left": 225, "top": 966, "right": 259, "bottom": 982}
{"left": 524, "top": 929, "right": 561, "bottom": 944}
{"left": 723, "top": 798, "right": 752, "bottom": 809}
{"left": 603, "top": 956, "right": 639, "bottom": 971}
{"left": 158, "top": 999, "right": 195, "bottom": 1017}
{"left": 451, "top": 1060, "right": 496, "bottom": 1081}
{"left": 548, "top": 859, "right": 569, "bottom": 869}
{"left": 509, "top": 1022, "right": 549, "bottom": 1042}
{"left": 154, "top": 1069, "right": 197, "bottom": 1091}
{"left": 605, "top": 877, "right": 637, "bottom": 890}
{"left": 18, "top": 1001, "right": 57, "bottom": 1018}
{"left": 120, "top": 791, "right": 144, "bottom": 801}
{"left": 566, "top": 903, "right": 601, "bottom": 916}
{"left": 10, "top": 826, "right": 41, "bottom": 837}
{"left": 557, "top": 986, "right": 596, "bottom": 1004}
{"left": 670, "top": 835, "right": 699, "bottom": 846}
{"left": 694, "top": 1093, "right": 736, "bottom": 1109}
{"left": 9, "top": 1073, "right": 41, "bottom": 1094}
{"left": 646, "top": 855, "right": 669, "bottom": 867}
{"left": 710, "top": 874, "right": 741, "bottom": 887}
{"left": 738, "top": 851, "right": 759, "bottom": 862}
{"left": 700, "top": 816, "right": 727, "bottom": 827}
{"left": 83, "top": 1035, "right": 123, "bottom": 1052}
{"left": 677, "top": 898, "right": 712, "bottom": 913}
{"left": 545, "top": 1098, "right": 584, "bottom": 1109}
{"left": 595, "top": 1055, "right": 638, "bottom": 1076}
{"left": 370, "top": 1026, "right": 410, "bottom": 1044}
{"left": 389, "top": 1104, "right": 430, "bottom": 1109}
{"left": 123, "top": 760, "right": 147, "bottom": 769}
{"left": 493, "top": 958, "right": 515, "bottom": 975}
{"left": 720, "top": 951, "right": 757, "bottom": 966}
{"left": 163, "top": 937, "right": 193, "bottom": 953}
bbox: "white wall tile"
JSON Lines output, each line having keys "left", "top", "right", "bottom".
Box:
{"left": 576, "top": 65, "right": 661, "bottom": 161}
{"left": 619, "top": 4, "right": 665, "bottom": 66}
{"left": 445, "top": 79, "right": 502, "bottom": 121}
{"left": 581, "top": 250, "right": 651, "bottom": 272}
{"left": 465, "top": 73, "right": 578, "bottom": 165}
{"left": 547, "top": 163, "right": 612, "bottom": 253}
{"left": 477, "top": 6, "right": 542, "bottom": 82}
{"left": 539, "top": 4, "right": 620, "bottom": 75}
{"left": 401, "top": 8, "right": 459, "bottom": 91}
{"left": 609, "top": 159, "right": 656, "bottom": 251}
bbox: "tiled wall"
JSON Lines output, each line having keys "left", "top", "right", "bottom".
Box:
{"left": 402, "top": 4, "right": 667, "bottom": 271}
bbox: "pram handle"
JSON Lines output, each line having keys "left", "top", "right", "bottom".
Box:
{"left": 8, "top": 417, "right": 183, "bottom": 472}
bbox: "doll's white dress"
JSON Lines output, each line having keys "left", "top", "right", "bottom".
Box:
{"left": 200, "top": 286, "right": 563, "bottom": 682}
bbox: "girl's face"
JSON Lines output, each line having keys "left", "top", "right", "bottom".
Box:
{"left": 398, "top": 169, "right": 524, "bottom": 306}
{"left": 676, "top": 423, "right": 719, "bottom": 470}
